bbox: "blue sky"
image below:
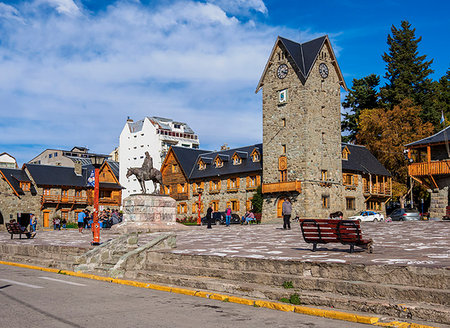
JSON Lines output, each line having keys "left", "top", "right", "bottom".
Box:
{"left": 0, "top": 0, "right": 449, "bottom": 165}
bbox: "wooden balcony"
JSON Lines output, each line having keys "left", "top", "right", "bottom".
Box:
{"left": 172, "top": 192, "right": 189, "bottom": 201}
{"left": 363, "top": 184, "right": 392, "bottom": 196}
{"left": 41, "top": 195, "right": 88, "bottom": 204}
{"left": 99, "top": 197, "right": 121, "bottom": 206}
{"left": 262, "top": 181, "right": 301, "bottom": 194}
{"left": 408, "top": 160, "right": 450, "bottom": 177}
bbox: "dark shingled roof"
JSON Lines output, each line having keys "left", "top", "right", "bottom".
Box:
{"left": 0, "top": 168, "right": 34, "bottom": 195}
{"left": 405, "top": 126, "right": 450, "bottom": 148}
{"left": 189, "top": 144, "right": 262, "bottom": 179}
{"left": 171, "top": 147, "right": 210, "bottom": 178}
{"left": 342, "top": 144, "right": 391, "bottom": 176}
{"left": 25, "top": 163, "right": 87, "bottom": 187}
{"left": 279, "top": 36, "right": 326, "bottom": 84}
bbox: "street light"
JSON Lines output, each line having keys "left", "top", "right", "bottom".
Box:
{"left": 197, "top": 187, "right": 204, "bottom": 225}
{"left": 90, "top": 154, "right": 106, "bottom": 246}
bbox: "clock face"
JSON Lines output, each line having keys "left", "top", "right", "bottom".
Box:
{"left": 277, "top": 64, "right": 288, "bottom": 79}
{"left": 319, "top": 63, "right": 329, "bottom": 79}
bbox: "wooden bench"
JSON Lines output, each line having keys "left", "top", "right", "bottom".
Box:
{"left": 6, "top": 223, "right": 34, "bottom": 239}
{"left": 299, "top": 219, "right": 373, "bottom": 253}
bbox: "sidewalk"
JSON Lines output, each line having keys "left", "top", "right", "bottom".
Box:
{"left": 1, "top": 221, "right": 449, "bottom": 268}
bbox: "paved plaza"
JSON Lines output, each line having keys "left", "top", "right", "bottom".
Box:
{"left": 1, "top": 221, "right": 449, "bottom": 268}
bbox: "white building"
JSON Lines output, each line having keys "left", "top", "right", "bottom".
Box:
{"left": 119, "top": 116, "right": 200, "bottom": 198}
{"left": 0, "top": 152, "right": 18, "bottom": 168}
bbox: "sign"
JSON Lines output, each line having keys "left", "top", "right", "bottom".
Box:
{"left": 88, "top": 169, "right": 95, "bottom": 187}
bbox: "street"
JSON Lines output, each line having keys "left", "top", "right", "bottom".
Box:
{"left": 0, "top": 264, "right": 370, "bottom": 328}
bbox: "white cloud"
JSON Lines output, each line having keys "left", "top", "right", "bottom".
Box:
{"left": 0, "top": 3, "right": 24, "bottom": 23}
{"left": 207, "top": 0, "right": 268, "bottom": 15}
{"left": 37, "top": 0, "right": 81, "bottom": 16}
{"left": 0, "top": 0, "right": 327, "bottom": 165}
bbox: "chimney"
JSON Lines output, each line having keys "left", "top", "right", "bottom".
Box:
{"left": 127, "top": 116, "right": 133, "bottom": 123}
{"left": 74, "top": 162, "right": 82, "bottom": 176}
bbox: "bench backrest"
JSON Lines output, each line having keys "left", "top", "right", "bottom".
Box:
{"left": 6, "top": 222, "right": 24, "bottom": 234}
{"left": 299, "top": 219, "right": 362, "bottom": 244}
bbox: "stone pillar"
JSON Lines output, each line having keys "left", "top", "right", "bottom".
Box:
{"left": 428, "top": 187, "right": 448, "bottom": 219}
{"left": 111, "top": 194, "right": 187, "bottom": 233}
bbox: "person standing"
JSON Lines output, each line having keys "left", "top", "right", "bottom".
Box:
{"left": 77, "top": 210, "right": 86, "bottom": 233}
{"left": 31, "top": 215, "right": 37, "bottom": 232}
{"left": 206, "top": 205, "right": 213, "bottom": 229}
{"left": 225, "top": 205, "right": 232, "bottom": 227}
{"left": 282, "top": 198, "right": 292, "bottom": 230}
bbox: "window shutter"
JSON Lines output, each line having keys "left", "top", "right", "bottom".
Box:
{"left": 236, "top": 178, "right": 240, "bottom": 188}
{"left": 226, "top": 201, "right": 230, "bottom": 209}
{"left": 209, "top": 181, "right": 212, "bottom": 190}
{"left": 257, "top": 175, "right": 261, "bottom": 185}
{"left": 354, "top": 175, "right": 358, "bottom": 186}
{"left": 237, "top": 201, "right": 240, "bottom": 211}
{"left": 227, "top": 179, "right": 230, "bottom": 189}
{"left": 218, "top": 180, "right": 221, "bottom": 190}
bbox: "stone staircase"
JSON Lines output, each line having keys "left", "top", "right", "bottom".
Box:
{"left": 119, "top": 251, "right": 450, "bottom": 325}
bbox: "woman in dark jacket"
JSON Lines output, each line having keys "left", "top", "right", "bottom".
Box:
{"left": 206, "top": 206, "right": 213, "bottom": 229}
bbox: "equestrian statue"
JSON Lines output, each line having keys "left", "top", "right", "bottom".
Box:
{"left": 126, "top": 152, "right": 164, "bottom": 194}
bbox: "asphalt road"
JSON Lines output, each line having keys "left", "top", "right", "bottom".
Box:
{"left": 0, "top": 264, "right": 370, "bottom": 328}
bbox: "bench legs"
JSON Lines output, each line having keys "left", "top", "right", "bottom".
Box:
{"left": 312, "top": 243, "right": 317, "bottom": 252}
{"left": 349, "top": 245, "right": 354, "bottom": 253}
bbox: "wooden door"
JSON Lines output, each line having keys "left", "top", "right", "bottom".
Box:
{"left": 277, "top": 199, "right": 284, "bottom": 218}
{"left": 43, "top": 212, "right": 50, "bottom": 227}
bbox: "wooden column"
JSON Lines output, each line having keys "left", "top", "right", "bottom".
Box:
{"left": 427, "top": 145, "right": 431, "bottom": 175}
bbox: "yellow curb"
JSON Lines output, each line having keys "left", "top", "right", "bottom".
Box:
{"left": 0, "top": 261, "right": 439, "bottom": 328}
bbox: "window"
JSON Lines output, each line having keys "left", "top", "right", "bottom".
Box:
{"left": 172, "top": 164, "right": 179, "bottom": 173}
{"left": 43, "top": 188, "right": 50, "bottom": 195}
{"left": 174, "top": 124, "right": 181, "bottom": 129}
{"left": 198, "top": 159, "right": 206, "bottom": 170}
{"left": 322, "top": 195, "right": 330, "bottom": 209}
{"left": 54, "top": 152, "right": 58, "bottom": 157}
{"left": 321, "top": 170, "right": 328, "bottom": 181}
{"left": 251, "top": 150, "right": 260, "bottom": 162}
{"left": 177, "top": 203, "right": 187, "bottom": 214}
{"left": 100, "top": 190, "right": 112, "bottom": 198}
{"left": 367, "top": 200, "right": 381, "bottom": 211}
{"left": 75, "top": 190, "right": 82, "bottom": 197}
{"left": 281, "top": 118, "right": 286, "bottom": 127}
{"left": 228, "top": 199, "right": 239, "bottom": 212}
{"left": 20, "top": 182, "right": 30, "bottom": 191}
{"left": 282, "top": 144, "right": 286, "bottom": 154}
{"left": 178, "top": 183, "right": 188, "bottom": 193}
{"left": 342, "top": 147, "right": 350, "bottom": 160}
{"left": 192, "top": 202, "right": 204, "bottom": 214}
{"left": 49, "top": 154, "right": 52, "bottom": 158}
{"left": 232, "top": 153, "right": 242, "bottom": 165}
{"left": 247, "top": 175, "right": 257, "bottom": 189}
{"left": 61, "top": 211, "right": 68, "bottom": 221}
{"left": 163, "top": 185, "right": 171, "bottom": 195}
{"left": 246, "top": 198, "right": 253, "bottom": 211}
{"left": 210, "top": 200, "right": 219, "bottom": 212}
{"left": 280, "top": 169, "right": 287, "bottom": 182}
{"left": 210, "top": 180, "right": 221, "bottom": 193}
{"left": 346, "top": 197, "right": 356, "bottom": 210}
{"left": 214, "top": 157, "right": 223, "bottom": 168}
{"left": 61, "top": 189, "right": 68, "bottom": 197}
{"left": 227, "top": 178, "right": 239, "bottom": 191}
{"left": 343, "top": 174, "right": 358, "bottom": 186}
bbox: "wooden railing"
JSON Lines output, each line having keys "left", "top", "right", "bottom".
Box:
{"left": 262, "top": 181, "right": 301, "bottom": 194}
{"left": 99, "top": 197, "right": 121, "bottom": 205}
{"left": 41, "top": 195, "right": 88, "bottom": 204}
{"left": 408, "top": 160, "right": 450, "bottom": 176}
{"left": 173, "top": 192, "right": 189, "bottom": 201}
{"left": 363, "top": 184, "right": 391, "bottom": 196}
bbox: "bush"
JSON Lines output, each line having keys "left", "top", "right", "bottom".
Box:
{"left": 65, "top": 222, "right": 78, "bottom": 229}
{"left": 282, "top": 281, "right": 294, "bottom": 289}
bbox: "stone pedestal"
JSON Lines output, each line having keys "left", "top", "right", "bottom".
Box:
{"left": 111, "top": 194, "right": 188, "bottom": 233}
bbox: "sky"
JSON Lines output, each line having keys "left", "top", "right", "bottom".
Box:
{"left": 0, "top": 0, "right": 449, "bottom": 166}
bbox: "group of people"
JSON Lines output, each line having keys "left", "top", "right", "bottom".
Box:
{"left": 52, "top": 217, "right": 67, "bottom": 230}
{"left": 77, "top": 208, "right": 122, "bottom": 233}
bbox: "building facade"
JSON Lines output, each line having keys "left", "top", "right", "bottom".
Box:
{"left": 119, "top": 116, "right": 200, "bottom": 199}
{"left": 0, "top": 161, "right": 122, "bottom": 228}
{"left": 406, "top": 127, "right": 450, "bottom": 218}
{"left": 28, "top": 146, "right": 110, "bottom": 168}
{"left": 0, "top": 152, "right": 18, "bottom": 168}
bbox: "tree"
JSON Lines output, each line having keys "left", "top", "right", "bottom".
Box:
{"left": 431, "top": 69, "right": 450, "bottom": 127}
{"left": 356, "top": 99, "right": 434, "bottom": 187}
{"left": 380, "top": 21, "right": 435, "bottom": 122}
{"left": 341, "top": 74, "right": 381, "bottom": 142}
{"left": 251, "top": 185, "right": 263, "bottom": 213}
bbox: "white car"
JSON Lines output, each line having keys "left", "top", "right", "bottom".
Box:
{"left": 349, "top": 211, "right": 384, "bottom": 222}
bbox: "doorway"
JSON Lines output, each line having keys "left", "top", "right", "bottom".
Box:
{"left": 43, "top": 211, "right": 50, "bottom": 228}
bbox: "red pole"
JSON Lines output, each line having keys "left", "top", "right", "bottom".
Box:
{"left": 197, "top": 192, "right": 202, "bottom": 225}
{"left": 92, "top": 167, "right": 101, "bottom": 245}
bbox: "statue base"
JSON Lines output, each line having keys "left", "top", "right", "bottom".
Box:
{"left": 111, "top": 194, "right": 188, "bottom": 234}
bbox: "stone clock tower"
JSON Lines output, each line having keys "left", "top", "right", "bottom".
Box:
{"left": 256, "top": 36, "right": 347, "bottom": 220}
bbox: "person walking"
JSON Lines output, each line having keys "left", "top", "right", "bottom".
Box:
{"left": 77, "top": 210, "right": 86, "bottom": 233}
{"left": 225, "top": 205, "right": 232, "bottom": 227}
{"left": 31, "top": 214, "right": 37, "bottom": 232}
{"left": 282, "top": 198, "right": 292, "bottom": 230}
{"left": 206, "top": 205, "right": 213, "bottom": 229}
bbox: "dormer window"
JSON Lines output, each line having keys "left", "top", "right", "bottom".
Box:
{"left": 214, "top": 157, "right": 223, "bottom": 168}
{"left": 251, "top": 149, "right": 260, "bottom": 162}
{"left": 342, "top": 146, "right": 350, "bottom": 160}
{"left": 231, "top": 153, "right": 242, "bottom": 165}
{"left": 198, "top": 159, "right": 206, "bottom": 170}
{"left": 20, "top": 182, "right": 30, "bottom": 191}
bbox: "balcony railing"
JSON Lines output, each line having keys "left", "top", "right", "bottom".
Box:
{"left": 173, "top": 192, "right": 189, "bottom": 201}
{"left": 41, "top": 195, "right": 88, "bottom": 204}
{"left": 262, "top": 181, "right": 301, "bottom": 194}
{"left": 408, "top": 160, "right": 450, "bottom": 177}
{"left": 363, "top": 184, "right": 391, "bottom": 196}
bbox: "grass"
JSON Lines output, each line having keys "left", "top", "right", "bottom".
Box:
{"left": 282, "top": 281, "right": 294, "bottom": 289}
{"left": 280, "top": 294, "right": 301, "bottom": 305}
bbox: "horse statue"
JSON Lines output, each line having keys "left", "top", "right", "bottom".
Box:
{"left": 126, "top": 152, "right": 164, "bottom": 194}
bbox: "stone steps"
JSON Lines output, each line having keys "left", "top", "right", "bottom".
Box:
{"left": 141, "top": 262, "right": 449, "bottom": 306}
{"left": 126, "top": 269, "right": 450, "bottom": 324}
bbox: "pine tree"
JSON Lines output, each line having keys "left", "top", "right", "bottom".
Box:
{"left": 251, "top": 185, "right": 263, "bottom": 213}
{"left": 380, "top": 21, "right": 435, "bottom": 120}
{"left": 341, "top": 74, "right": 380, "bottom": 142}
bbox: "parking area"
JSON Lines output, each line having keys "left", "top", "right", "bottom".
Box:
{"left": 0, "top": 221, "right": 449, "bottom": 268}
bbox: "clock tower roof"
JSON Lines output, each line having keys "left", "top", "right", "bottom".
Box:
{"left": 256, "top": 35, "right": 347, "bottom": 92}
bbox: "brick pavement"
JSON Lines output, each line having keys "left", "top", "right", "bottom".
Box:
{"left": 1, "top": 221, "right": 448, "bottom": 268}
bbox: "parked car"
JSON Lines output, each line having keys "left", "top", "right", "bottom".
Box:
{"left": 201, "top": 212, "right": 241, "bottom": 225}
{"left": 348, "top": 210, "right": 384, "bottom": 222}
{"left": 388, "top": 208, "right": 420, "bottom": 221}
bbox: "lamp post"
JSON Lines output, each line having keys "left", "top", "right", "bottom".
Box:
{"left": 90, "top": 154, "right": 106, "bottom": 246}
{"left": 197, "top": 187, "right": 203, "bottom": 225}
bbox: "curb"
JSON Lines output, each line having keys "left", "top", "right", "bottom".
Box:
{"left": 0, "top": 260, "right": 438, "bottom": 328}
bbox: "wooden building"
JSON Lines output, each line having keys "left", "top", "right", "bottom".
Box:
{"left": 406, "top": 126, "right": 450, "bottom": 218}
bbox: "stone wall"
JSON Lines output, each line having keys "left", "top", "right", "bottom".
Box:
{"left": 429, "top": 187, "right": 448, "bottom": 219}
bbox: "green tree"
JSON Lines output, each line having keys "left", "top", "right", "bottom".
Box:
{"left": 431, "top": 69, "right": 450, "bottom": 127}
{"left": 341, "top": 74, "right": 381, "bottom": 142}
{"left": 251, "top": 185, "right": 263, "bottom": 213}
{"left": 380, "top": 21, "right": 435, "bottom": 122}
